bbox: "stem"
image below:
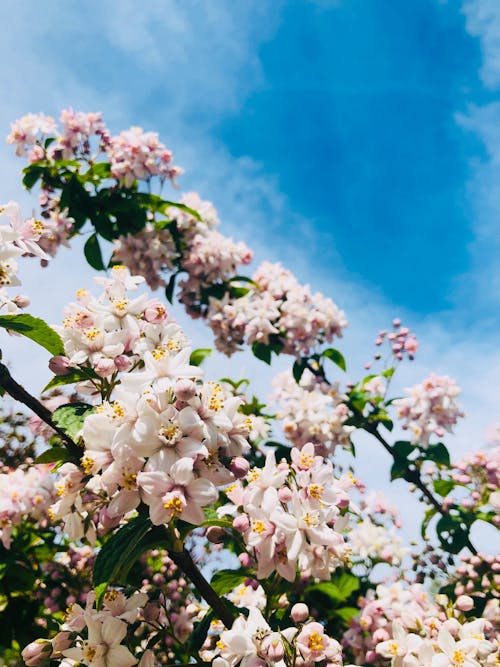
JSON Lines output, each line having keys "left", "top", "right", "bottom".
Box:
{"left": 0, "top": 362, "right": 82, "bottom": 460}
{"left": 366, "top": 423, "right": 478, "bottom": 555}
{"left": 168, "top": 544, "right": 235, "bottom": 629}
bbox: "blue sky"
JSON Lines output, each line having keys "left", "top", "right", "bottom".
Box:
{"left": 0, "top": 0, "right": 500, "bottom": 540}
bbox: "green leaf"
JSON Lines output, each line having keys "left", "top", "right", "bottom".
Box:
{"left": 333, "top": 607, "right": 360, "bottom": 623}
{"left": 22, "top": 164, "right": 45, "bottom": 190}
{"left": 0, "top": 314, "right": 65, "bottom": 355}
{"left": 161, "top": 200, "right": 202, "bottom": 221}
{"left": 390, "top": 458, "right": 409, "bottom": 481}
{"left": 189, "top": 348, "right": 212, "bottom": 366}
{"left": 382, "top": 367, "right": 395, "bottom": 379}
{"left": 42, "top": 367, "right": 99, "bottom": 393}
{"left": 307, "top": 572, "right": 360, "bottom": 603}
{"left": 433, "top": 479, "right": 456, "bottom": 497}
{"left": 252, "top": 342, "right": 272, "bottom": 365}
{"left": 188, "top": 610, "right": 215, "bottom": 653}
{"left": 35, "top": 446, "right": 71, "bottom": 464}
{"left": 93, "top": 516, "right": 159, "bottom": 600}
{"left": 321, "top": 348, "right": 346, "bottom": 372}
{"left": 292, "top": 358, "right": 309, "bottom": 383}
{"left": 84, "top": 234, "right": 106, "bottom": 271}
{"left": 393, "top": 441, "right": 414, "bottom": 459}
{"left": 424, "top": 442, "right": 451, "bottom": 467}
{"left": 421, "top": 507, "right": 436, "bottom": 539}
{"left": 210, "top": 569, "right": 252, "bottom": 595}
{"left": 52, "top": 403, "right": 94, "bottom": 441}
{"left": 165, "top": 273, "right": 177, "bottom": 304}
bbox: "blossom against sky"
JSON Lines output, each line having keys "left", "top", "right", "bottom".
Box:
{"left": 0, "top": 1, "right": 499, "bottom": 543}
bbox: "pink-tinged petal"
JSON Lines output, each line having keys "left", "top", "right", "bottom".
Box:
{"left": 188, "top": 478, "right": 218, "bottom": 505}
{"left": 136, "top": 471, "right": 168, "bottom": 496}
{"left": 107, "top": 644, "right": 138, "bottom": 667}
{"left": 108, "top": 490, "right": 140, "bottom": 517}
{"left": 180, "top": 503, "right": 205, "bottom": 525}
{"left": 101, "top": 615, "right": 127, "bottom": 646}
{"left": 170, "top": 457, "right": 194, "bottom": 485}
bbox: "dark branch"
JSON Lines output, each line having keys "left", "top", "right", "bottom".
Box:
{"left": 0, "top": 362, "right": 82, "bottom": 459}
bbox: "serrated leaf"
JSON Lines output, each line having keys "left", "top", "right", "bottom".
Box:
{"left": 84, "top": 233, "right": 106, "bottom": 271}
{"left": 252, "top": 342, "right": 272, "bottom": 365}
{"left": 35, "top": 446, "right": 71, "bottom": 464}
{"left": 321, "top": 348, "right": 346, "bottom": 371}
{"left": 0, "top": 314, "right": 65, "bottom": 355}
{"left": 189, "top": 348, "right": 212, "bottom": 366}
{"left": 52, "top": 403, "right": 94, "bottom": 441}
{"left": 93, "top": 516, "right": 161, "bottom": 598}
{"left": 210, "top": 569, "right": 253, "bottom": 595}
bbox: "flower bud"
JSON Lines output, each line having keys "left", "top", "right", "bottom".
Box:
{"left": 278, "top": 486, "right": 293, "bottom": 503}
{"left": 144, "top": 299, "right": 168, "bottom": 323}
{"left": 174, "top": 378, "right": 197, "bottom": 401}
{"left": 239, "top": 553, "right": 251, "bottom": 567}
{"left": 21, "top": 640, "right": 52, "bottom": 666}
{"left": 48, "top": 356, "right": 71, "bottom": 376}
{"left": 206, "top": 526, "right": 226, "bottom": 544}
{"left": 456, "top": 595, "right": 474, "bottom": 612}
{"left": 13, "top": 294, "right": 30, "bottom": 308}
{"left": 114, "top": 355, "right": 132, "bottom": 372}
{"left": 260, "top": 633, "right": 285, "bottom": 662}
{"left": 291, "top": 603, "right": 309, "bottom": 623}
{"left": 230, "top": 457, "right": 250, "bottom": 479}
{"left": 51, "top": 632, "right": 72, "bottom": 654}
{"left": 233, "top": 514, "right": 250, "bottom": 533}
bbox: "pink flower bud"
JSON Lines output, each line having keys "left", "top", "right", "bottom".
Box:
{"left": 95, "top": 357, "right": 116, "bottom": 377}
{"left": 48, "top": 356, "right": 71, "bottom": 376}
{"left": 13, "top": 294, "right": 30, "bottom": 308}
{"left": 114, "top": 355, "right": 132, "bottom": 372}
{"left": 291, "top": 603, "right": 309, "bottom": 623}
{"left": 233, "top": 514, "right": 250, "bottom": 533}
{"left": 230, "top": 457, "right": 250, "bottom": 479}
{"left": 21, "top": 640, "right": 52, "bottom": 666}
{"left": 278, "top": 486, "right": 293, "bottom": 503}
{"left": 51, "top": 632, "right": 72, "bottom": 653}
{"left": 239, "top": 553, "right": 251, "bottom": 567}
{"left": 144, "top": 299, "right": 168, "bottom": 323}
{"left": 174, "top": 378, "right": 197, "bottom": 401}
{"left": 206, "top": 526, "right": 226, "bottom": 544}
{"left": 393, "top": 318, "right": 401, "bottom": 328}
{"left": 456, "top": 595, "right": 474, "bottom": 611}
{"left": 261, "top": 633, "right": 285, "bottom": 662}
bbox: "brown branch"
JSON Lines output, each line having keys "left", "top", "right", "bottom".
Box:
{"left": 0, "top": 362, "right": 82, "bottom": 460}
{"left": 168, "top": 545, "right": 235, "bottom": 629}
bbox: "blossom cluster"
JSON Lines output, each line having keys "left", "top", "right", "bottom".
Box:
{"left": 22, "top": 588, "right": 147, "bottom": 667}
{"left": 375, "top": 617, "right": 498, "bottom": 667}
{"left": 212, "top": 606, "right": 342, "bottom": 667}
{"left": 452, "top": 553, "right": 500, "bottom": 616}
{"left": 0, "top": 201, "right": 50, "bottom": 311}
{"left": 393, "top": 373, "right": 464, "bottom": 447}
{"left": 452, "top": 446, "right": 500, "bottom": 520}
{"left": 369, "top": 319, "right": 418, "bottom": 366}
{"left": 208, "top": 261, "right": 347, "bottom": 357}
{"left": 47, "top": 266, "right": 254, "bottom": 538}
{"left": 0, "top": 464, "right": 54, "bottom": 548}
{"left": 271, "top": 368, "right": 353, "bottom": 455}
{"left": 115, "top": 196, "right": 346, "bottom": 358}
{"left": 223, "top": 442, "right": 354, "bottom": 581}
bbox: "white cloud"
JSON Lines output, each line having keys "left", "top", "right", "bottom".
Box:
{"left": 463, "top": 0, "right": 500, "bottom": 88}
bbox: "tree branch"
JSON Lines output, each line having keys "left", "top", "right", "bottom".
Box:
{"left": 0, "top": 362, "right": 82, "bottom": 460}
{"left": 168, "top": 545, "right": 235, "bottom": 629}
